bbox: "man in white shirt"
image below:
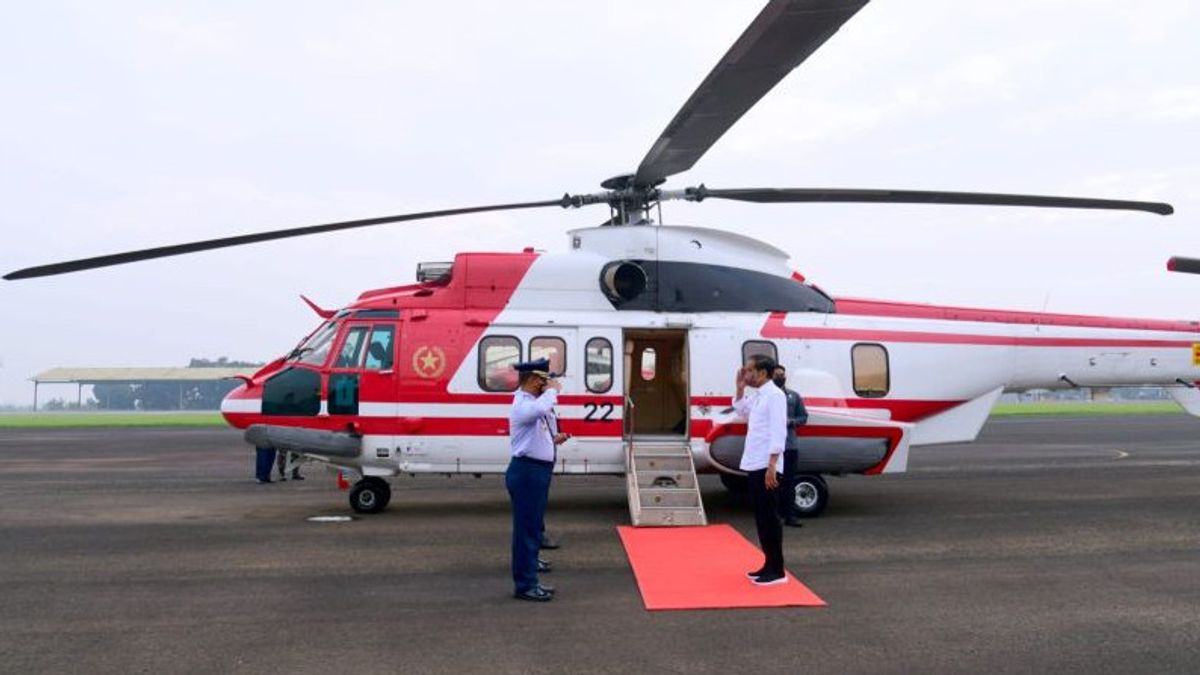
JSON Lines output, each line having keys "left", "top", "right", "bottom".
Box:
{"left": 732, "top": 354, "right": 789, "bottom": 585}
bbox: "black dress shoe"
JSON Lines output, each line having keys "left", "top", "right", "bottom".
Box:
{"left": 540, "top": 534, "right": 560, "bottom": 550}
{"left": 514, "top": 587, "right": 553, "bottom": 602}
{"left": 746, "top": 567, "right": 766, "bottom": 579}
{"left": 537, "top": 558, "right": 553, "bottom": 573}
{"left": 783, "top": 518, "right": 804, "bottom": 528}
{"left": 537, "top": 583, "right": 555, "bottom": 595}
{"left": 291, "top": 474, "right": 305, "bottom": 481}
{"left": 752, "top": 572, "right": 787, "bottom": 586}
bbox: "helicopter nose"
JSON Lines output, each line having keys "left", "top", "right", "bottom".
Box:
{"left": 220, "top": 382, "right": 262, "bottom": 428}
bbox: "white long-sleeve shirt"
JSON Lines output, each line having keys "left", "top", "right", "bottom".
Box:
{"left": 509, "top": 388, "right": 559, "bottom": 462}
{"left": 732, "top": 384, "right": 787, "bottom": 473}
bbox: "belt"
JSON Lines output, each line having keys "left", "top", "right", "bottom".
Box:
{"left": 512, "top": 455, "right": 554, "bottom": 468}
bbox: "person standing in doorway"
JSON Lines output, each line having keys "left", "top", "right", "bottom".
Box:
{"left": 733, "top": 354, "right": 789, "bottom": 585}
{"left": 772, "top": 365, "right": 808, "bottom": 527}
{"left": 506, "top": 358, "right": 570, "bottom": 602}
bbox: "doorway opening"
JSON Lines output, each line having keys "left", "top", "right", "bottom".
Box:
{"left": 624, "top": 330, "right": 689, "bottom": 438}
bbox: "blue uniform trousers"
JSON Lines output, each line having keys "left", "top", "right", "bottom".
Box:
{"left": 506, "top": 456, "right": 553, "bottom": 593}
{"left": 255, "top": 447, "right": 276, "bottom": 482}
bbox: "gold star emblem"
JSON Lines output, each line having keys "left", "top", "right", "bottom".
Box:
{"left": 412, "top": 346, "right": 447, "bottom": 378}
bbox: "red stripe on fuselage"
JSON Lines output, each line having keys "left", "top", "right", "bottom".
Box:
{"left": 836, "top": 297, "right": 1200, "bottom": 334}
{"left": 762, "top": 313, "right": 1197, "bottom": 348}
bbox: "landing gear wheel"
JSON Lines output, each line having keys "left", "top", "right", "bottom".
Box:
{"left": 349, "top": 477, "right": 391, "bottom": 514}
{"left": 719, "top": 472, "right": 749, "bottom": 494}
{"left": 792, "top": 474, "right": 829, "bottom": 518}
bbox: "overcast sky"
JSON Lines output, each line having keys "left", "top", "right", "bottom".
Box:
{"left": 1, "top": 0, "right": 1197, "bottom": 406}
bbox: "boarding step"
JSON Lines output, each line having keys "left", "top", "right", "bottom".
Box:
{"left": 625, "top": 440, "right": 707, "bottom": 528}
{"left": 634, "top": 470, "right": 697, "bottom": 490}
{"left": 638, "top": 488, "right": 702, "bottom": 508}
{"left": 633, "top": 455, "right": 694, "bottom": 473}
{"left": 634, "top": 506, "right": 707, "bottom": 527}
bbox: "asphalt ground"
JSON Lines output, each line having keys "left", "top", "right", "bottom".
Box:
{"left": 1, "top": 417, "right": 1198, "bottom": 674}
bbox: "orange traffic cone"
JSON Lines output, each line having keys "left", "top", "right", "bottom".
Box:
{"left": 336, "top": 471, "right": 350, "bottom": 490}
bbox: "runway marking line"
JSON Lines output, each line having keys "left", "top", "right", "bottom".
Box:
{"left": 617, "top": 523, "right": 826, "bottom": 611}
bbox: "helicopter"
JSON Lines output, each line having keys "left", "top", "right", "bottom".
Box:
{"left": 7, "top": 0, "right": 1197, "bottom": 521}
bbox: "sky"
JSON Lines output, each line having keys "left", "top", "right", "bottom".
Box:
{"left": 1, "top": 0, "right": 1197, "bottom": 407}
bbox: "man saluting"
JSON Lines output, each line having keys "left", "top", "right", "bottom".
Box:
{"left": 506, "top": 358, "right": 570, "bottom": 602}
{"left": 733, "top": 354, "right": 789, "bottom": 585}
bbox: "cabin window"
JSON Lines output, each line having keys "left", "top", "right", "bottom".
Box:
{"left": 585, "top": 337, "right": 613, "bottom": 393}
{"left": 640, "top": 347, "right": 657, "bottom": 381}
{"left": 296, "top": 322, "right": 339, "bottom": 366}
{"left": 261, "top": 367, "right": 321, "bottom": 416}
{"left": 742, "top": 340, "right": 777, "bottom": 365}
{"left": 363, "top": 325, "right": 395, "bottom": 370}
{"left": 852, "top": 343, "right": 889, "bottom": 398}
{"left": 530, "top": 337, "right": 567, "bottom": 375}
{"left": 334, "top": 326, "right": 369, "bottom": 368}
{"left": 479, "top": 336, "right": 521, "bottom": 392}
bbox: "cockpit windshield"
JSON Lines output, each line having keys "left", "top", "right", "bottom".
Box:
{"left": 289, "top": 321, "right": 339, "bottom": 366}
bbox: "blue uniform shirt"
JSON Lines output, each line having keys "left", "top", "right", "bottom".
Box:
{"left": 510, "top": 389, "right": 559, "bottom": 462}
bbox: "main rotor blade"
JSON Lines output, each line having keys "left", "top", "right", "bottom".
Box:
{"left": 688, "top": 187, "right": 1174, "bottom": 216}
{"left": 4, "top": 198, "right": 572, "bottom": 280}
{"left": 633, "top": 0, "right": 869, "bottom": 188}
{"left": 1167, "top": 257, "right": 1200, "bottom": 274}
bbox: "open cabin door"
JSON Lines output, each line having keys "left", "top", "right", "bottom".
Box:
{"left": 624, "top": 329, "right": 690, "bottom": 439}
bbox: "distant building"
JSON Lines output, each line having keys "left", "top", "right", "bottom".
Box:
{"left": 31, "top": 367, "right": 252, "bottom": 411}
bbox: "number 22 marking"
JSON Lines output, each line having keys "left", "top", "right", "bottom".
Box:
{"left": 583, "top": 402, "right": 614, "bottom": 422}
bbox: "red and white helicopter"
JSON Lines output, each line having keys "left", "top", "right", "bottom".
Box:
{"left": 8, "top": 0, "right": 1198, "bottom": 519}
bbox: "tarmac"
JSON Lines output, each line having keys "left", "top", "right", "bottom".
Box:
{"left": 1, "top": 416, "right": 1198, "bottom": 674}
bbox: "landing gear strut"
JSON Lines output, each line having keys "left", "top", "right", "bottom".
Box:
{"left": 349, "top": 477, "right": 391, "bottom": 514}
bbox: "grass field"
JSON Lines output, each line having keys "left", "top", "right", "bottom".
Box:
{"left": 989, "top": 401, "right": 1181, "bottom": 416}
{"left": 0, "top": 412, "right": 226, "bottom": 428}
{"left": 0, "top": 401, "right": 1185, "bottom": 428}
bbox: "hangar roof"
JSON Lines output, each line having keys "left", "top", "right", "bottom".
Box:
{"left": 33, "top": 367, "right": 250, "bottom": 383}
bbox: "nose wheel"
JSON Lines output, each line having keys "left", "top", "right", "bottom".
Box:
{"left": 349, "top": 477, "right": 392, "bottom": 514}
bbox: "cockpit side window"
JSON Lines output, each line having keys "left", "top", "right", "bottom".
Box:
{"left": 335, "top": 327, "right": 369, "bottom": 368}
{"left": 363, "top": 326, "right": 395, "bottom": 370}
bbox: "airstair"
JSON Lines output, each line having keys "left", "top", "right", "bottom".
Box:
{"left": 625, "top": 438, "right": 707, "bottom": 527}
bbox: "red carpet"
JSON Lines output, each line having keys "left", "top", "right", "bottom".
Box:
{"left": 617, "top": 524, "right": 826, "bottom": 611}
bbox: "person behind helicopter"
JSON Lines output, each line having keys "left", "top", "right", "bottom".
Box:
{"left": 772, "top": 365, "right": 808, "bottom": 527}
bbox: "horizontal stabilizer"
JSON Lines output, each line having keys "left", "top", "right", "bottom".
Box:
{"left": 1168, "top": 385, "right": 1200, "bottom": 417}
{"left": 911, "top": 387, "right": 1004, "bottom": 446}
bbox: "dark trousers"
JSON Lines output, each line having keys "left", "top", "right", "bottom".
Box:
{"left": 778, "top": 448, "right": 799, "bottom": 519}
{"left": 276, "top": 451, "right": 301, "bottom": 479}
{"left": 748, "top": 468, "right": 785, "bottom": 576}
{"left": 506, "top": 456, "right": 552, "bottom": 593}
{"left": 254, "top": 447, "right": 276, "bottom": 482}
